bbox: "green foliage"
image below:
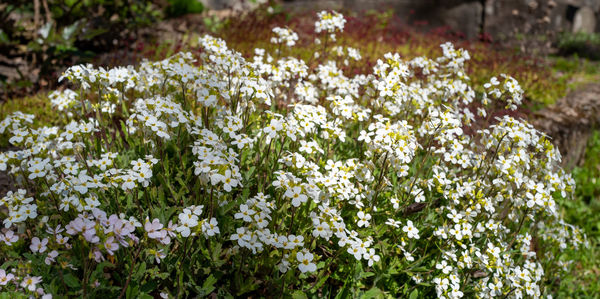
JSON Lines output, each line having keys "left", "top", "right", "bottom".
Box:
{"left": 557, "top": 32, "right": 600, "bottom": 60}
{"left": 559, "top": 130, "right": 600, "bottom": 298}
{"left": 165, "top": 0, "right": 204, "bottom": 18}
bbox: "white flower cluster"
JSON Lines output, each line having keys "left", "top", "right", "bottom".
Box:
{"left": 49, "top": 89, "right": 78, "bottom": 112}
{"left": 271, "top": 27, "right": 299, "bottom": 47}
{"left": 483, "top": 74, "right": 524, "bottom": 110}
{"left": 0, "top": 10, "right": 584, "bottom": 298}
{"left": 315, "top": 10, "right": 346, "bottom": 34}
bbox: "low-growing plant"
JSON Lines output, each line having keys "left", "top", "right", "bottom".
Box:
{"left": 0, "top": 11, "right": 586, "bottom": 298}
{"left": 557, "top": 32, "right": 600, "bottom": 60}
{"left": 165, "top": 0, "right": 205, "bottom": 18}
{"left": 559, "top": 130, "right": 600, "bottom": 297}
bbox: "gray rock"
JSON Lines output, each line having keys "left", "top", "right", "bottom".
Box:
{"left": 572, "top": 6, "right": 596, "bottom": 33}
{"left": 442, "top": 2, "right": 483, "bottom": 39}
{"left": 557, "top": 0, "right": 600, "bottom": 12}
{"left": 533, "top": 83, "right": 600, "bottom": 169}
{"left": 199, "top": 0, "right": 263, "bottom": 11}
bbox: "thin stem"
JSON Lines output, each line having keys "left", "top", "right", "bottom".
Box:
{"left": 118, "top": 246, "right": 142, "bottom": 299}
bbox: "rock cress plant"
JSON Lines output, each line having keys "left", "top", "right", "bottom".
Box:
{"left": 0, "top": 11, "right": 585, "bottom": 298}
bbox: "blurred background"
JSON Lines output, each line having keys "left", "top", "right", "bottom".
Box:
{"left": 2, "top": 0, "right": 600, "bottom": 99}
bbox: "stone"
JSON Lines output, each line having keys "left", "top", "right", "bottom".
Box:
{"left": 533, "top": 83, "right": 600, "bottom": 169}
{"left": 550, "top": 3, "right": 572, "bottom": 32}
{"left": 199, "top": 0, "right": 264, "bottom": 11}
{"left": 572, "top": 6, "right": 596, "bottom": 33}
{"left": 557, "top": 0, "right": 600, "bottom": 12}
{"left": 441, "top": 2, "right": 483, "bottom": 39}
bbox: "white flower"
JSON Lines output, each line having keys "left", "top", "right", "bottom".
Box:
{"left": 30, "top": 237, "right": 48, "bottom": 253}
{"left": 296, "top": 251, "right": 317, "bottom": 273}
{"left": 347, "top": 243, "right": 364, "bottom": 260}
{"left": 45, "top": 250, "right": 59, "bottom": 265}
{"left": 285, "top": 186, "right": 307, "bottom": 207}
{"left": 176, "top": 223, "right": 192, "bottom": 237}
{"left": 1, "top": 230, "right": 19, "bottom": 245}
{"left": 488, "top": 281, "right": 503, "bottom": 296}
{"left": 145, "top": 218, "right": 165, "bottom": 239}
{"left": 202, "top": 218, "right": 220, "bottom": 236}
{"left": 356, "top": 211, "right": 371, "bottom": 227}
{"left": 402, "top": 220, "right": 419, "bottom": 239}
{"left": 179, "top": 209, "right": 199, "bottom": 226}
{"left": 289, "top": 234, "right": 304, "bottom": 248}
{"left": 446, "top": 209, "right": 463, "bottom": 223}
{"left": 263, "top": 119, "right": 282, "bottom": 139}
{"left": 121, "top": 175, "right": 136, "bottom": 190}
{"left": 221, "top": 170, "right": 238, "bottom": 192}
{"left": 385, "top": 218, "right": 401, "bottom": 228}
{"left": 151, "top": 249, "right": 167, "bottom": 264}
{"left": 230, "top": 227, "right": 250, "bottom": 246}
{"left": 21, "top": 276, "right": 42, "bottom": 292}
{"left": 315, "top": 11, "right": 346, "bottom": 34}
{"left": 363, "top": 248, "right": 380, "bottom": 266}
{"left": 0, "top": 269, "right": 15, "bottom": 285}
{"left": 312, "top": 221, "right": 331, "bottom": 239}
{"left": 235, "top": 204, "right": 256, "bottom": 222}
{"left": 271, "top": 27, "right": 299, "bottom": 47}
{"left": 436, "top": 260, "right": 452, "bottom": 275}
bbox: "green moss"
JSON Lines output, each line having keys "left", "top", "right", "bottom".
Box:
{"left": 0, "top": 93, "right": 61, "bottom": 127}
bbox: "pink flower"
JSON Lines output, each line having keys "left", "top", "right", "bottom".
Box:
{"left": 92, "top": 248, "right": 105, "bottom": 263}
{"left": 1, "top": 230, "right": 18, "bottom": 245}
{"left": 0, "top": 269, "right": 15, "bottom": 285}
{"left": 30, "top": 237, "right": 48, "bottom": 253}
{"left": 104, "top": 236, "right": 119, "bottom": 255}
{"left": 145, "top": 218, "right": 166, "bottom": 239}
{"left": 45, "top": 250, "right": 59, "bottom": 265}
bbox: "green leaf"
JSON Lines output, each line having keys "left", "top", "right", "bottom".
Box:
{"left": 63, "top": 273, "right": 81, "bottom": 288}
{"left": 0, "top": 293, "right": 27, "bottom": 299}
{"left": 141, "top": 280, "right": 158, "bottom": 293}
{"left": 360, "top": 271, "right": 375, "bottom": 279}
{"left": 134, "top": 262, "right": 147, "bottom": 280}
{"left": 81, "top": 28, "right": 109, "bottom": 40}
{"left": 0, "top": 29, "right": 10, "bottom": 44}
{"left": 126, "top": 284, "right": 140, "bottom": 299}
{"left": 196, "top": 274, "right": 217, "bottom": 296}
{"left": 361, "top": 287, "right": 385, "bottom": 299}
{"left": 236, "top": 278, "right": 259, "bottom": 296}
{"left": 311, "top": 273, "right": 330, "bottom": 291}
{"left": 245, "top": 166, "right": 256, "bottom": 181}
{"left": 409, "top": 289, "right": 419, "bottom": 299}
{"left": 292, "top": 290, "right": 308, "bottom": 299}
{"left": 90, "top": 261, "right": 115, "bottom": 282}
{"left": 334, "top": 276, "right": 352, "bottom": 299}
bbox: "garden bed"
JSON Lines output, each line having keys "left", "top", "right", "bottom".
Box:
{"left": 1, "top": 7, "right": 599, "bottom": 299}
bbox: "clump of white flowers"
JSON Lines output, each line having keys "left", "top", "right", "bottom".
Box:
{"left": 271, "top": 27, "right": 299, "bottom": 47}
{"left": 315, "top": 10, "right": 346, "bottom": 34}
{"left": 0, "top": 10, "right": 585, "bottom": 298}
